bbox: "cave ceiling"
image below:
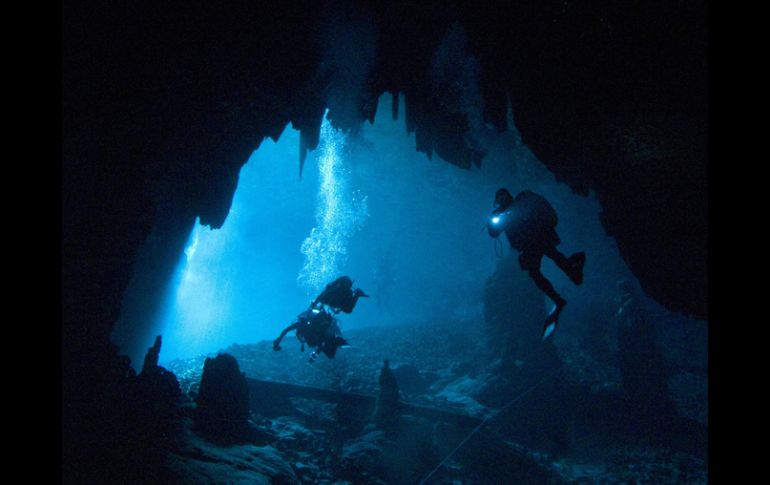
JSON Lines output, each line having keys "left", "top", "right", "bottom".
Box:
{"left": 63, "top": 0, "right": 708, "bottom": 360}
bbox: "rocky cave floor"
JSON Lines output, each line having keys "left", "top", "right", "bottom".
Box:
{"left": 164, "top": 319, "right": 708, "bottom": 484}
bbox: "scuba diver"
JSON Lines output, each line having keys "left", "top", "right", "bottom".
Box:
{"left": 312, "top": 275, "right": 369, "bottom": 314}
{"left": 486, "top": 188, "right": 585, "bottom": 339}
{"left": 272, "top": 306, "right": 348, "bottom": 362}
{"left": 273, "top": 276, "right": 368, "bottom": 362}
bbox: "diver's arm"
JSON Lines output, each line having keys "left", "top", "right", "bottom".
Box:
{"left": 273, "top": 322, "right": 300, "bottom": 350}
{"left": 342, "top": 288, "right": 369, "bottom": 313}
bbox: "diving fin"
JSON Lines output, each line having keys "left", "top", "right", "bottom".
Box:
{"left": 542, "top": 321, "right": 557, "bottom": 341}
{"left": 542, "top": 300, "right": 565, "bottom": 341}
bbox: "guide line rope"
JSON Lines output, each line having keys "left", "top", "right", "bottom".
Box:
{"left": 418, "top": 364, "right": 565, "bottom": 485}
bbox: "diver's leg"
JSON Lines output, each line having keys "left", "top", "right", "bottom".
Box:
{"left": 527, "top": 268, "right": 567, "bottom": 308}
{"left": 520, "top": 252, "right": 566, "bottom": 306}
{"left": 521, "top": 251, "right": 566, "bottom": 338}
{"left": 544, "top": 245, "right": 571, "bottom": 272}
{"left": 544, "top": 245, "right": 585, "bottom": 285}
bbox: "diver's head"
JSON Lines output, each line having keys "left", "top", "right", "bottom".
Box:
{"left": 494, "top": 188, "right": 513, "bottom": 209}
{"left": 337, "top": 275, "right": 353, "bottom": 285}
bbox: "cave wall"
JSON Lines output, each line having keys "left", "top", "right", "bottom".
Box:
{"left": 63, "top": 0, "right": 707, "bottom": 473}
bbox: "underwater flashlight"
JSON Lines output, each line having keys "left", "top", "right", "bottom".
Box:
{"left": 491, "top": 216, "right": 501, "bottom": 225}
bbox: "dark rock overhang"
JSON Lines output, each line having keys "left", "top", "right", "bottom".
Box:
{"left": 62, "top": 0, "right": 707, "bottom": 367}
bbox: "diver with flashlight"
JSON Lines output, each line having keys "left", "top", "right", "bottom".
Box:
{"left": 487, "top": 188, "right": 585, "bottom": 340}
